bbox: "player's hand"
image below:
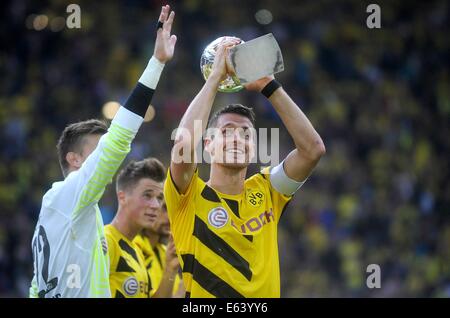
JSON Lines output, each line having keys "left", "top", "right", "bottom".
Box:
{"left": 210, "top": 37, "right": 240, "bottom": 81}
{"left": 244, "top": 75, "right": 275, "bottom": 92}
{"left": 154, "top": 5, "right": 177, "bottom": 64}
{"left": 165, "top": 236, "right": 180, "bottom": 274}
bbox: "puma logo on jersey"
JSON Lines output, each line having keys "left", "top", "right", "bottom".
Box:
{"left": 231, "top": 209, "right": 274, "bottom": 233}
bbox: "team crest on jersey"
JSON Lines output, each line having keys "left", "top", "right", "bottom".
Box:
{"left": 208, "top": 207, "right": 229, "bottom": 228}
{"left": 247, "top": 190, "right": 264, "bottom": 207}
{"left": 123, "top": 276, "right": 139, "bottom": 296}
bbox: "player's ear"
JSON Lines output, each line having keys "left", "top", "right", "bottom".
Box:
{"left": 66, "top": 151, "right": 82, "bottom": 169}
{"left": 204, "top": 137, "right": 213, "bottom": 154}
{"left": 117, "top": 190, "right": 127, "bottom": 205}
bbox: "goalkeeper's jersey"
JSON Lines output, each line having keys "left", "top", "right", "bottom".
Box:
{"left": 105, "top": 225, "right": 150, "bottom": 298}
{"left": 164, "top": 167, "right": 292, "bottom": 298}
{"left": 30, "top": 107, "right": 143, "bottom": 298}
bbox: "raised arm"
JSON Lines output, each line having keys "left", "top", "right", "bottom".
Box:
{"left": 246, "top": 77, "right": 326, "bottom": 183}
{"left": 57, "top": 5, "right": 177, "bottom": 216}
{"left": 170, "top": 38, "right": 239, "bottom": 194}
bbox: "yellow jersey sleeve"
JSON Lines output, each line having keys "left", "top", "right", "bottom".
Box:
{"left": 259, "top": 166, "right": 293, "bottom": 222}
{"left": 164, "top": 168, "right": 200, "bottom": 256}
{"left": 164, "top": 168, "right": 200, "bottom": 226}
{"left": 164, "top": 168, "right": 199, "bottom": 212}
{"left": 105, "top": 226, "right": 119, "bottom": 272}
{"left": 105, "top": 225, "right": 123, "bottom": 297}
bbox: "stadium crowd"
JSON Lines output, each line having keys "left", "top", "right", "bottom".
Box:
{"left": 0, "top": 0, "right": 448, "bottom": 297}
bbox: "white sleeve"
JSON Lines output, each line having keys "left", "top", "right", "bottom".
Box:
{"left": 269, "top": 160, "right": 306, "bottom": 196}
{"left": 49, "top": 107, "right": 143, "bottom": 217}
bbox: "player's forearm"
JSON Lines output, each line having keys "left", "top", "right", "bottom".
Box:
{"left": 173, "top": 280, "right": 185, "bottom": 298}
{"left": 151, "top": 270, "right": 177, "bottom": 298}
{"left": 269, "top": 88, "right": 325, "bottom": 159}
{"left": 123, "top": 56, "right": 165, "bottom": 118}
{"left": 174, "top": 73, "right": 221, "bottom": 156}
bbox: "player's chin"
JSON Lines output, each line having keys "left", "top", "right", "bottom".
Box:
{"left": 217, "top": 160, "right": 250, "bottom": 170}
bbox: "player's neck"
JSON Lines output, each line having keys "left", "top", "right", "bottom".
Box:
{"left": 207, "top": 164, "right": 246, "bottom": 195}
{"left": 111, "top": 211, "right": 140, "bottom": 242}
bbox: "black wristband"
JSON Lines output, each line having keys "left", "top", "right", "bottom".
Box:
{"left": 261, "top": 79, "right": 281, "bottom": 98}
{"left": 124, "top": 82, "right": 155, "bottom": 118}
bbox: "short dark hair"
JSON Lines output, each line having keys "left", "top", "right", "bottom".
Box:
{"left": 56, "top": 119, "right": 108, "bottom": 176}
{"left": 207, "top": 104, "right": 256, "bottom": 129}
{"left": 116, "top": 158, "right": 166, "bottom": 193}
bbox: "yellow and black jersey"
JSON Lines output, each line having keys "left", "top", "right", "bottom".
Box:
{"left": 164, "top": 167, "right": 292, "bottom": 298}
{"left": 105, "top": 224, "right": 150, "bottom": 298}
{"left": 134, "top": 234, "right": 182, "bottom": 297}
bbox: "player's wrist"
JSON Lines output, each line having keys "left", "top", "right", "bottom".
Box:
{"left": 261, "top": 79, "right": 282, "bottom": 98}
{"left": 207, "top": 71, "right": 223, "bottom": 86}
{"left": 152, "top": 54, "right": 167, "bottom": 65}
{"left": 164, "top": 270, "right": 177, "bottom": 281}
{"left": 138, "top": 56, "right": 165, "bottom": 89}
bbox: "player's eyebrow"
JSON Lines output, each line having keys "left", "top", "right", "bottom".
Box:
{"left": 143, "top": 188, "right": 163, "bottom": 195}
{"left": 221, "top": 123, "right": 251, "bottom": 129}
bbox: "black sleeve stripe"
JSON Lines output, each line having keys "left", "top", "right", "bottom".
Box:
{"left": 124, "top": 82, "right": 155, "bottom": 118}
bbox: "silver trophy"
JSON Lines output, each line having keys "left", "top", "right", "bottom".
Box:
{"left": 200, "top": 33, "right": 284, "bottom": 93}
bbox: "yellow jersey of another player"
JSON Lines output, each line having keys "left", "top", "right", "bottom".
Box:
{"left": 134, "top": 234, "right": 182, "bottom": 297}
{"left": 105, "top": 224, "right": 150, "bottom": 298}
{"left": 164, "top": 167, "right": 292, "bottom": 298}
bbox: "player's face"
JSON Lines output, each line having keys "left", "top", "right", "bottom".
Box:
{"left": 149, "top": 203, "right": 170, "bottom": 237}
{"left": 206, "top": 113, "right": 256, "bottom": 169}
{"left": 125, "top": 178, "right": 163, "bottom": 230}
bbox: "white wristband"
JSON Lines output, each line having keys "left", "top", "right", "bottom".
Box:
{"left": 138, "top": 56, "right": 165, "bottom": 89}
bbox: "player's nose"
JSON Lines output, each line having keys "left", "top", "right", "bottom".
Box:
{"left": 147, "top": 197, "right": 162, "bottom": 209}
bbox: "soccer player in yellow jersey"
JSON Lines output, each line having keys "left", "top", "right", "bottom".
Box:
{"left": 106, "top": 158, "right": 175, "bottom": 298}
{"left": 164, "top": 38, "right": 326, "bottom": 297}
{"left": 134, "top": 202, "right": 185, "bottom": 297}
